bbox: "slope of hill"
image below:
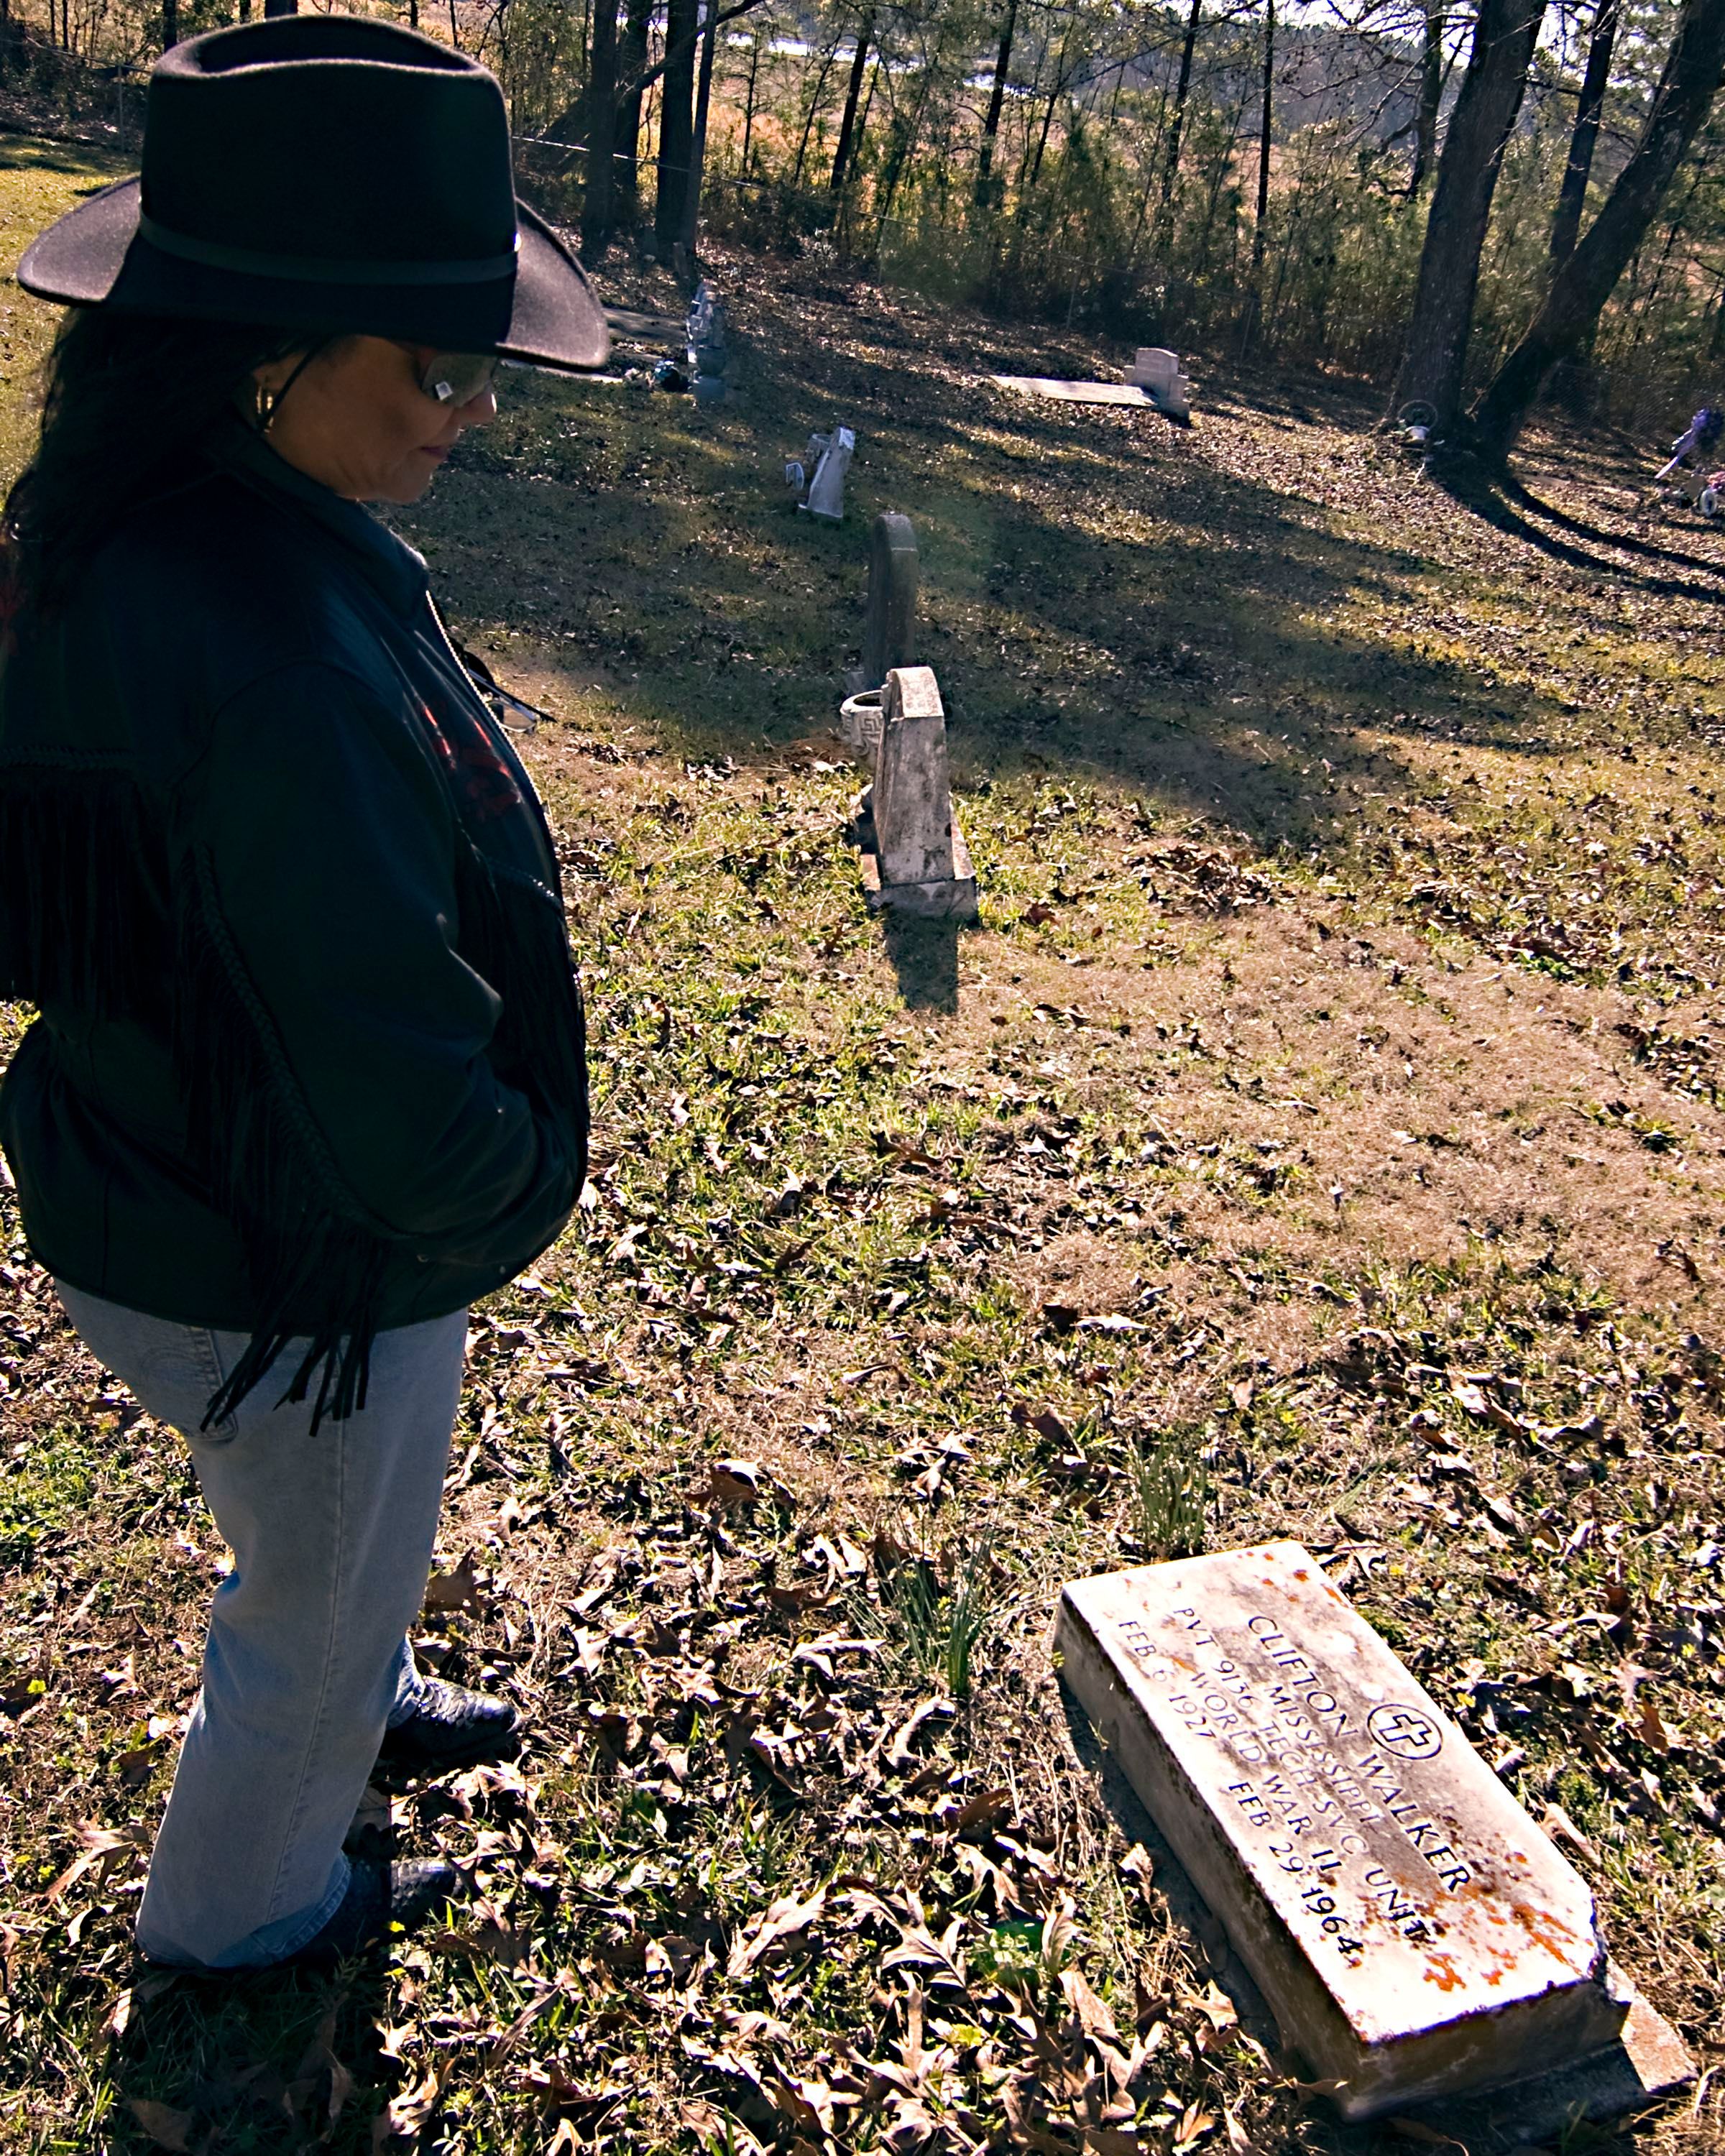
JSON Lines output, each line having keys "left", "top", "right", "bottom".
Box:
{"left": 1, "top": 142, "right": 1721, "bottom": 2156}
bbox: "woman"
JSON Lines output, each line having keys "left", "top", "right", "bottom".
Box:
{"left": 0, "top": 17, "right": 604, "bottom": 1968}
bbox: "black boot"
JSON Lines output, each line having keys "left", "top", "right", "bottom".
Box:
{"left": 280, "top": 1858, "right": 457, "bottom": 1968}
{"left": 378, "top": 1677, "right": 520, "bottom": 1774}
{"left": 137, "top": 1858, "right": 458, "bottom": 1973}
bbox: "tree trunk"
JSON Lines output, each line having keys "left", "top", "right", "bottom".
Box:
{"left": 1549, "top": 0, "right": 1619, "bottom": 264}
{"left": 1153, "top": 0, "right": 1204, "bottom": 244}
{"left": 1409, "top": 4, "right": 1444, "bottom": 193}
{"left": 1238, "top": 0, "right": 1274, "bottom": 352}
{"left": 582, "top": 0, "right": 618, "bottom": 254}
{"left": 615, "top": 0, "right": 653, "bottom": 224}
{"left": 262, "top": 0, "right": 296, "bottom": 16}
{"left": 655, "top": 0, "right": 698, "bottom": 260}
{"left": 975, "top": 0, "right": 1018, "bottom": 208}
{"left": 679, "top": 0, "right": 719, "bottom": 252}
{"left": 740, "top": 25, "right": 762, "bottom": 172}
{"left": 1251, "top": 0, "right": 1273, "bottom": 275}
{"left": 1474, "top": 0, "right": 1725, "bottom": 459}
{"left": 788, "top": 35, "right": 840, "bottom": 195}
{"left": 162, "top": 0, "right": 178, "bottom": 47}
{"left": 1390, "top": 0, "right": 1547, "bottom": 427}
{"left": 829, "top": 10, "right": 875, "bottom": 192}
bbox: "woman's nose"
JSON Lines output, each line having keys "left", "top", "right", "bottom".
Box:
{"left": 459, "top": 385, "right": 498, "bottom": 427}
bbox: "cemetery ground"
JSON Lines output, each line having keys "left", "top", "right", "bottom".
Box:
{"left": 0, "top": 136, "right": 1723, "bottom": 2156}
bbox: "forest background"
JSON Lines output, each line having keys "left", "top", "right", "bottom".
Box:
{"left": 8, "top": 0, "right": 1725, "bottom": 458}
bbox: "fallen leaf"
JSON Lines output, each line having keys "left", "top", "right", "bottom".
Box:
{"left": 423, "top": 1561, "right": 482, "bottom": 1613}
{"left": 1061, "top": 1966, "right": 1122, "bottom": 2046}
{"left": 704, "top": 1458, "right": 762, "bottom": 1509}
{"left": 886, "top": 1693, "right": 954, "bottom": 1769}
{"left": 126, "top": 2099, "right": 195, "bottom": 2152}
{"left": 727, "top": 1885, "right": 827, "bottom": 1976}
{"left": 1637, "top": 1695, "right": 1675, "bottom": 1752}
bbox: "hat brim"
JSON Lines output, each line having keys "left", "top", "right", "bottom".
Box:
{"left": 17, "top": 177, "right": 610, "bottom": 371}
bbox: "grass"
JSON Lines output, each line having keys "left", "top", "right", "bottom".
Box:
{"left": 0, "top": 140, "right": 1723, "bottom": 2154}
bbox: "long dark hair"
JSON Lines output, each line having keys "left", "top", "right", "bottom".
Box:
{"left": 3, "top": 308, "right": 304, "bottom": 613}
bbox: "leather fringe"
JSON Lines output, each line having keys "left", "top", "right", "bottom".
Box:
{"left": 175, "top": 847, "right": 392, "bottom": 1432}
{"left": 0, "top": 763, "right": 169, "bottom": 1015}
{"left": 454, "top": 844, "right": 589, "bottom": 1180}
{"left": 0, "top": 770, "right": 587, "bottom": 1434}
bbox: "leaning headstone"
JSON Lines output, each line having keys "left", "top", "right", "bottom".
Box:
{"left": 857, "top": 666, "right": 977, "bottom": 921}
{"left": 1056, "top": 1542, "right": 1693, "bottom": 2123}
{"left": 800, "top": 427, "right": 855, "bottom": 521}
{"left": 861, "top": 512, "right": 918, "bottom": 693}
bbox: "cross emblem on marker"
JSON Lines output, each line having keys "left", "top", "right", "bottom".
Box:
{"left": 1366, "top": 1703, "right": 1444, "bottom": 1761}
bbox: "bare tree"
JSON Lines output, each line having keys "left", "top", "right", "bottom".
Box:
{"left": 680, "top": 0, "right": 719, "bottom": 252}
{"left": 1154, "top": 0, "right": 1206, "bottom": 250}
{"left": 1549, "top": 0, "right": 1619, "bottom": 264}
{"left": 831, "top": 9, "right": 876, "bottom": 193}
{"left": 1410, "top": 3, "right": 1445, "bottom": 192}
{"left": 1391, "top": 0, "right": 1547, "bottom": 426}
{"left": 1474, "top": 0, "right": 1725, "bottom": 457}
{"left": 615, "top": 0, "right": 653, "bottom": 224}
{"left": 975, "top": 0, "right": 1018, "bottom": 209}
{"left": 656, "top": 0, "right": 698, "bottom": 259}
{"left": 581, "top": 0, "right": 618, "bottom": 252}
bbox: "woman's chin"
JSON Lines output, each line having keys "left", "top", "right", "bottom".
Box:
{"left": 371, "top": 471, "right": 438, "bottom": 506}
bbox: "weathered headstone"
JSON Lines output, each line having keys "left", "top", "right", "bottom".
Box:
{"left": 1128, "top": 346, "right": 1193, "bottom": 419}
{"left": 857, "top": 666, "right": 978, "bottom": 921}
{"left": 799, "top": 427, "right": 855, "bottom": 521}
{"left": 686, "top": 281, "right": 728, "bottom": 406}
{"left": 1057, "top": 1542, "right": 1693, "bottom": 2122}
{"left": 862, "top": 512, "right": 919, "bottom": 692}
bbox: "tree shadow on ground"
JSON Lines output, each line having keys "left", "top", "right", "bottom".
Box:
{"left": 1433, "top": 459, "right": 1725, "bottom": 604}
{"left": 426, "top": 353, "right": 1580, "bottom": 872}
{"left": 1499, "top": 468, "right": 1725, "bottom": 581}
{"left": 408, "top": 262, "right": 1718, "bottom": 939}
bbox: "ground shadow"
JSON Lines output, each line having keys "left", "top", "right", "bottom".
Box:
{"left": 1438, "top": 459, "right": 1725, "bottom": 605}
{"left": 1054, "top": 1676, "right": 1283, "bottom": 2055}
{"left": 880, "top": 912, "right": 962, "bottom": 1013}
{"left": 107, "top": 1957, "right": 396, "bottom": 2152}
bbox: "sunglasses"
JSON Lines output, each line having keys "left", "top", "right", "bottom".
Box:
{"left": 413, "top": 350, "right": 502, "bottom": 405}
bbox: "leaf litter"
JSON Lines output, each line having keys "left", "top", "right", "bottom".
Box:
{"left": 0, "top": 232, "right": 1721, "bottom": 2156}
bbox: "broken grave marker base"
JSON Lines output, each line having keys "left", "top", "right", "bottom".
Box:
{"left": 1055, "top": 1542, "right": 1693, "bottom": 2122}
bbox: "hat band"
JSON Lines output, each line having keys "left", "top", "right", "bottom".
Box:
{"left": 137, "top": 211, "right": 518, "bottom": 286}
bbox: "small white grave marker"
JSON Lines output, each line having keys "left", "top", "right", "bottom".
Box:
{"left": 1129, "top": 346, "right": 1193, "bottom": 418}
{"left": 1056, "top": 1542, "right": 1693, "bottom": 2121}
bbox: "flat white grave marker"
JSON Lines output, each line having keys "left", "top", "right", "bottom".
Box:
{"left": 1057, "top": 1542, "right": 1692, "bottom": 2120}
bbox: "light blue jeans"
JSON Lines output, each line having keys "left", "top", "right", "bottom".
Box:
{"left": 57, "top": 1283, "right": 468, "bottom": 1968}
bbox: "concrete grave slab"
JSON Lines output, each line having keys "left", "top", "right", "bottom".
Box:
{"left": 990, "top": 374, "right": 1163, "bottom": 408}
{"left": 1056, "top": 1542, "right": 1693, "bottom": 2122}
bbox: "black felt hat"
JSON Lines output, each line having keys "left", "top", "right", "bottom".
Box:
{"left": 17, "top": 14, "right": 609, "bottom": 370}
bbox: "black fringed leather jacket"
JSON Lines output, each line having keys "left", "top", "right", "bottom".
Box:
{"left": 0, "top": 424, "right": 588, "bottom": 1425}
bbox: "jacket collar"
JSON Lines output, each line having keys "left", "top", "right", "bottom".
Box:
{"left": 208, "top": 416, "right": 431, "bottom": 619}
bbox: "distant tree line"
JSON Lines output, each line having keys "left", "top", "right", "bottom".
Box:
{"left": 9, "top": 0, "right": 1725, "bottom": 463}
